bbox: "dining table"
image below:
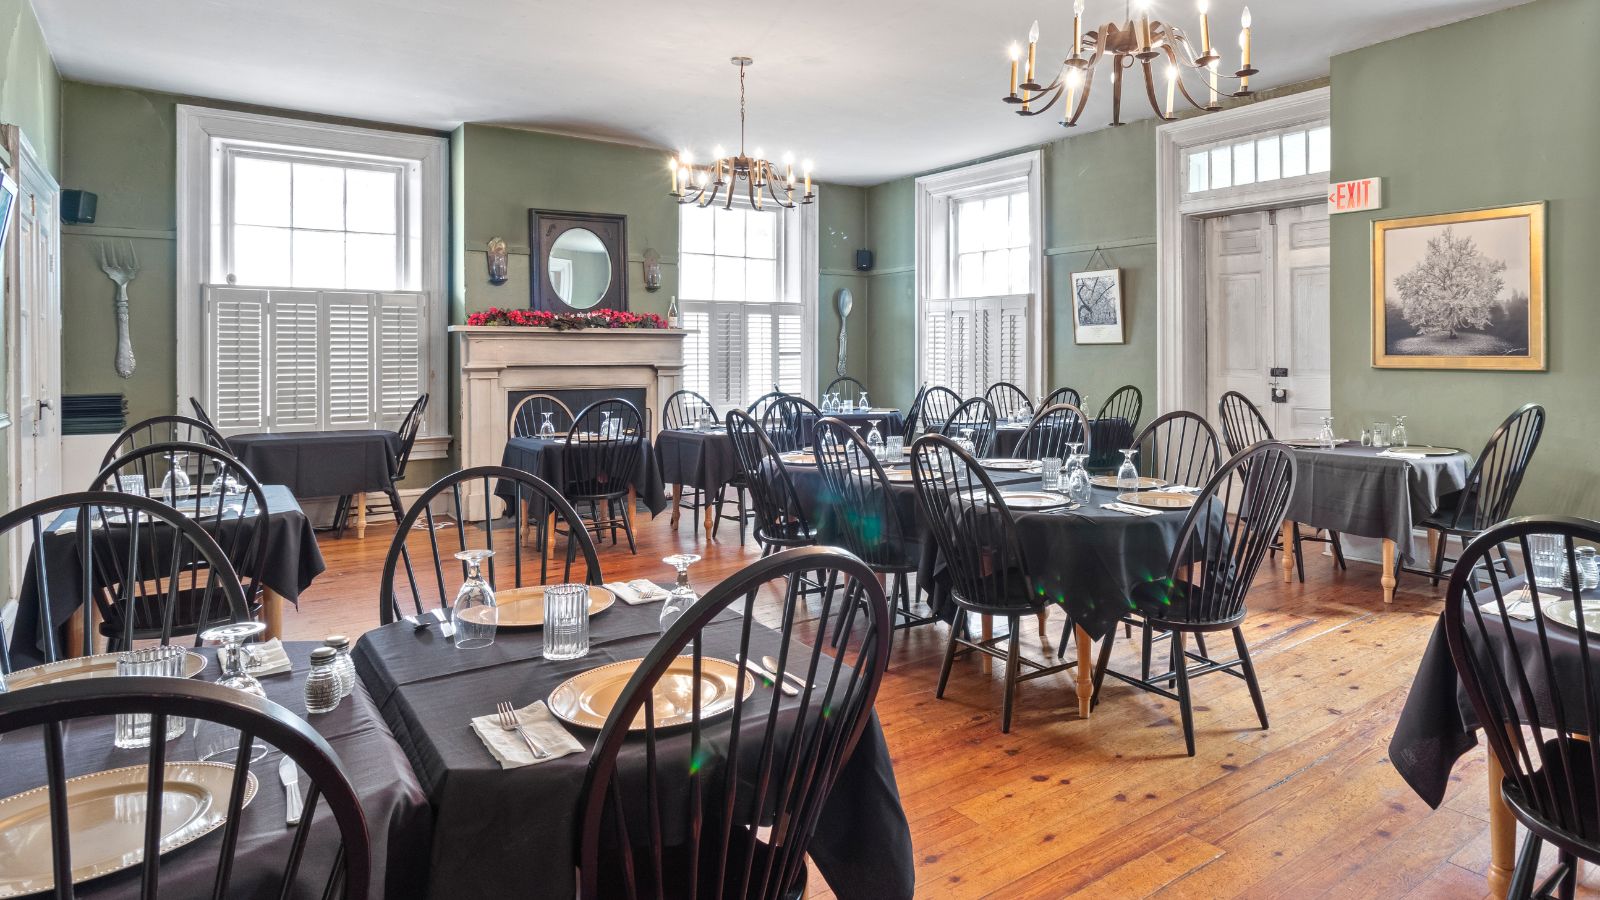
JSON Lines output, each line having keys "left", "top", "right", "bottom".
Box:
{"left": 227, "top": 429, "right": 403, "bottom": 539}
{"left": 0, "top": 642, "right": 432, "bottom": 899}
{"left": 9, "top": 484, "right": 325, "bottom": 667}
{"left": 352, "top": 598, "right": 916, "bottom": 899}
{"left": 990, "top": 416, "right": 1134, "bottom": 466}
{"left": 654, "top": 424, "right": 742, "bottom": 533}
{"left": 1279, "top": 442, "right": 1472, "bottom": 603}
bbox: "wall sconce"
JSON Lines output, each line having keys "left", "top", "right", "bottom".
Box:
{"left": 486, "top": 237, "right": 508, "bottom": 285}
{"left": 642, "top": 248, "right": 662, "bottom": 292}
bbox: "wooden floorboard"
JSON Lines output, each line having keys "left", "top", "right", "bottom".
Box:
{"left": 279, "top": 510, "right": 1597, "bottom": 897}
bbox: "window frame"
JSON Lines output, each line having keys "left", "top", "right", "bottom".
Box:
{"left": 176, "top": 105, "right": 448, "bottom": 454}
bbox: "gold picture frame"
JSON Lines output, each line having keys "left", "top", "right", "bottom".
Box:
{"left": 1372, "top": 202, "right": 1545, "bottom": 370}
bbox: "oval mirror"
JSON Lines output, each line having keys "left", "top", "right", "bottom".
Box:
{"left": 547, "top": 227, "right": 613, "bottom": 309}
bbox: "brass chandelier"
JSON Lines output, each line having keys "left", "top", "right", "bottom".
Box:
{"left": 1002, "top": 0, "right": 1259, "bottom": 126}
{"left": 669, "top": 57, "right": 813, "bottom": 210}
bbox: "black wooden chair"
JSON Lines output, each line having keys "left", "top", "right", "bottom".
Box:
{"left": 746, "top": 390, "right": 789, "bottom": 421}
{"left": 984, "top": 381, "right": 1033, "bottom": 424}
{"left": 726, "top": 410, "right": 818, "bottom": 558}
{"left": 813, "top": 418, "right": 933, "bottom": 655}
{"left": 1092, "top": 440, "right": 1297, "bottom": 755}
{"left": 92, "top": 442, "right": 269, "bottom": 651}
{"left": 901, "top": 384, "right": 928, "bottom": 438}
{"left": 332, "top": 393, "right": 429, "bottom": 536}
{"left": 761, "top": 393, "right": 823, "bottom": 454}
{"left": 1087, "top": 385, "right": 1143, "bottom": 470}
{"left": 1014, "top": 402, "right": 1091, "bottom": 462}
{"left": 510, "top": 392, "right": 577, "bottom": 438}
{"left": 575, "top": 546, "right": 890, "bottom": 900}
{"left": 103, "top": 415, "right": 230, "bottom": 467}
{"left": 908, "top": 385, "right": 962, "bottom": 439}
{"left": 1042, "top": 386, "right": 1082, "bottom": 409}
{"left": 0, "top": 490, "right": 252, "bottom": 669}
{"left": 1444, "top": 515, "right": 1600, "bottom": 900}
{"left": 1218, "top": 389, "right": 1345, "bottom": 581}
{"left": 1412, "top": 403, "right": 1546, "bottom": 588}
{"left": 557, "top": 398, "right": 647, "bottom": 554}
{"left": 188, "top": 396, "right": 219, "bottom": 430}
{"left": 939, "top": 397, "right": 998, "bottom": 458}
{"left": 1135, "top": 410, "right": 1221, "bottom": 488}
{"left": 661, "top": 390, "right": 723, "bottom": 537}
{"left": 0, "top": 677, "right": 371, "bottom": 897}
{"left": 378, "top": 466, "right": 603, "bottom": 625}
{"left": 911, "top": 434, "right": 1079, "bottom": 732}
{"left": 1096, "top": 384, "right": 1143, "bottom": 435}
{"left": 824, "top": 374, "right": 868, "bottom": 402}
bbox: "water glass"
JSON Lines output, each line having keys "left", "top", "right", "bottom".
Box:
{"left": 543, "top": 583, "right": 592, "bottom": 660}
{"left": 1370, "top": 422, "right": 1388, "bottom": 448}
{"left": 858, "top": 391, "right": 870, "bottom": 412}
{"left": 1066, "top": 454, "right": 1093, "bottom": 505}
{"left": 660, "top": 553, "right": 702, "bottom": 633}
{"left": 115, "top": 647, "right": 189, "bottom": 749}
{"left": 1391, "top": 415, "right": 1409, "bottom": 448}
{"left": 885, "top": 435, "right": 905, "bottom": 462}
{"left": 866, "top": 419, "right": 885, "bottom": 455}
{"left": 539, "top": 411, "right": 556, "bottom": 439}
{"left": 1359, "top": 429, "right": 1373, "bottom": 448}
{"left": 452, "top": 549, "right": 497, "bottom": 650}
{"left": 1040, "top": 457, "right": 1064, "bottom": 489}
{"left": 160, "top": 451, "right": 192, "bottom": 500}
{"left": 1529, "top": 534, "right": 1565, "bottom": 588}
{"left": 1116, "top": 449, "right": 1140, "bottom": 491}
{"left": 1317, "top": 416, "right": 1337, "bottom": 450}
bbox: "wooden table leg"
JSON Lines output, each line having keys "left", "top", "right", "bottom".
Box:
{"left": 670, "top": 484, "right": 683, "bottom": 527}
{"left": 355, "top": 492, "right": 368, "bottom": 540}
{"left": 64, "top": 608, "right": 87, "bottom": 659}
{"left": 1280, "top": 520, "right": 1296, "bottom": 583}
{"left": 262, "top": 588, "right": 285, "bottom": 642}
{"left": 1076, "top": 625, "right": 1094, "bottom": 719}
{"left": 703, "top": 493, "right": 715, "bottom": 536}
{"left": 543, "top": 510, "right": 556, "bottom": 562}
{"left": 1381, "top": 538, "right": 1397, "bottom": 605}
{"left": 981, "top": 615, "right": 993, "bottom": 674}
{"left": 1487, "top": 749, "right": 1514, "bottom": 898}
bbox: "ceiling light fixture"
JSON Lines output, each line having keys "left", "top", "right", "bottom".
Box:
{"left": 1003, "top": 1, "right": 1258, "bottom": 127}
{"left": 669, "top": 57, "right": 813, "bottom": 210}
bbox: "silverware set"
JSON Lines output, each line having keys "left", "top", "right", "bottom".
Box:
{"left": 735, "top": 653, "right": 811, "bottom": 696}
{"left": 496, "top": 700, "right": 548, "bottom": 760}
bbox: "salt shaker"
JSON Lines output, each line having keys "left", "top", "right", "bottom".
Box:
{"left": 304, "top": 647, "right": 342, "bottom": 714}
{"left": 324, "top": 634, "right": 356, "bottom": 699}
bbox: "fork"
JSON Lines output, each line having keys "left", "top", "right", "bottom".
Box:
{"left": 98, "top": 242, "right": 140, "bottom": 379}
{"left": 496, "top": 701, "right": 548, "bottom": 760}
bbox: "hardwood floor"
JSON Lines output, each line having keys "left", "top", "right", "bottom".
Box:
{"left": 288, "top": 509, "right": 1596, "bottom": 898}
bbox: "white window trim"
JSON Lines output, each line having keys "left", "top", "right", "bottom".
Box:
{"left": 914, "top": 151, "right": 1044, "bottom": 398}
{"left": 175, "top": 105, "right": 450, "bottom": 457}
{"left": 1155, "top": 86, "right": 1331, "bottom": 417}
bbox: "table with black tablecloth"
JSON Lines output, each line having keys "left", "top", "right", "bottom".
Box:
{"left": 1282, "top": 443, "right": 1471, "bottom": 603}
{"left": 227, "top": 430, "right": 403, "bottom": 539}
{"left": 498, "top": 434, "right": 668, "bottom": 517}
{"left": 0, "top": 642, "right": 431, "bottom": 899}
{"left": 10, "top": 485, "right": 325, "bottom": 667}
{"left": 991, "top": 416, "right": 1133, "bottom": 463}
{"left": 352, "top": 601, "right": 915, "bottom": 899}
{"left": 655, "top": 426, "right": 742, "bottom": 532}
{"left": 811, "top": 409, "right": 904, "bottom": 445}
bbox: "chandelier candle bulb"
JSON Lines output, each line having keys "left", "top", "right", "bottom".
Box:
{"left": 1073, "top": 0, "right": 1084, "bottom": 58}
{"left": 1240, "top": 6, "right": 1252, "bottom": 67}
{"left": 1208, "top": 57, "right": 1220, "bottom": 107}
{"left": 1026, "top": 20, "right": 1039, "bottom": 84}
{"left": 669, "top": 159, "right": 678, "bottom": 194}
{"left": 1138, "top": 1, "right": 1152, "bottom": 50}
{"left": 1166, "top": 64, "right": 1177, "bottom": 118}
{"left": 1199, "top": 0, "right": 1211, "bottom": 54}
{"left": 1008, "top": 43, "right": 1020, "bottom": 95}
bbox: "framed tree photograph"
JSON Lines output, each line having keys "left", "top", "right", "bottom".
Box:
{"left": 1372, "top": 202, "right": 1545, "bottom": 370}
{"left": 1070, "top": 268, "right": 1125, "bottom": 344}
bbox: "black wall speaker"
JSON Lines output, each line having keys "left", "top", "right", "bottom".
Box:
{"left": 61, "top": 190, "right": 97, "bottom": 225}
{"left": 855, "top": 249, "right": 874, "bottom": 272}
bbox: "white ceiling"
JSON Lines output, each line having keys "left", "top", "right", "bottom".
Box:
{"left": 36, "top": 0, "right": 1528, "bottom": 185}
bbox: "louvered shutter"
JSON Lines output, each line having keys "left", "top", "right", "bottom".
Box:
{"left": 922, "top": 300, "right": 951, "bottom": 389}
{"left": 204, "top": 287, "right": 267, "bottom": 429}
{"left": 992, "top": 295, "right": 1029, "bottom": 389}
{"left": 745, "top": 311, "right": 774, "bottom": 401}
{"left": 269, "top": 291, "right": 321, "bottom": 427}
{"left": 323, "top": 292, "right": 374, "bottom": 427}
{"left": 376, "top": 292, "right": 427, "bottom": 429}
{"left": 711, "top": 306, "right": 746, "bottom": 411}
{"left": 680, "top": 310, "right": 710, "bottom": 398}
{"left": 775, "top": 312, "right": 802, "bottom": 395}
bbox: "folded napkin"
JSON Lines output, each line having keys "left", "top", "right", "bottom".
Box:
{"left": 606, "top": 580, "right": 670, "bottom": 605}
{"left": 1164, "top": 485, "right": 1203, "bottom": 494}
{"left": 1101, "top": 502, "right": 1160, "bottom": 518}
{"left": 469, "top": 701, "right": 584, "bottom": 769}
{"left": 244, "top": 638, "right": 293, "bottom": 677}
{"left": 1482, "top": 588, "right": 1537, "bottom": 621}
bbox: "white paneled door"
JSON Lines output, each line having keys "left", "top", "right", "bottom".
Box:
{"left": 10, "top": 131, "right": 62, "bottom": 509}
{"left": 1204, "top": 204, "right": 1330, "bottom": 439}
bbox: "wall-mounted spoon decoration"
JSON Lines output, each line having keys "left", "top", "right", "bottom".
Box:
{"left": 98, "top": 241, "right": 139, "bottom": 379}
{"left": 835, "top": 287, "right": 854, "bottom": 377}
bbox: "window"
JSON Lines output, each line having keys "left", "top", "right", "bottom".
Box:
{"left": 177, "top": 106, "right": 447, "bottom": 441}
{"left": 915, "top": 152, "right": 1043, "bottom": 399}
{"left": 678, "top": 201, "right": 813, "bottom": 410}
{"left": 1182, "top": 122, "right": 1330, "bottom": 195}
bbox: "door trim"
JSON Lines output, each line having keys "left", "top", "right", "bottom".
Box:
{"left": 1154, "top": 87, "right": 1331, "bottom": 416}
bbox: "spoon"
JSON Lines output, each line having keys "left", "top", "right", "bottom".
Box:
{"left": 762, "top": 656, "right": 813, "bottom": 692}
{"left": 835, "top": 288, "right": 853, "bottom": 377}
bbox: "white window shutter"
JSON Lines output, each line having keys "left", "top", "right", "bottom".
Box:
{"left": 203, "top": 286, "right": 268, "bottom": 429}
{"left": 376, "top": 292, "right": 427, "bottom": 429}
{"left": 994, "top": 295, "right": 1029, "bottom": 388}
{"left": 712, "top": 307, "right": 746, "bottom": 410}
{"left": 323, "top": 292, "right": 375, "bottom": 427}
{"left": 680, "top": 309, "right": 710, "bottom": 398}
{"left": 745, "top": 311, "right": 774, "bottom": 402}
{"left": 268, "top": 290, "right": 321, "bottom": 428}
{"left": 775, "top": 312, "right": 802, "bottom": 396}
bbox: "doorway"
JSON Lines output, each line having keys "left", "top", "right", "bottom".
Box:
{"left": 1204, "top": 204, "right": 1331, "bottom": 439}
{"left": 6, "top": 126, "right": 62, "bottom": 511}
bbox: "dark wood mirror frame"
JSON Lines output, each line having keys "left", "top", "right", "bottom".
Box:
{"left": 528, "top": 209, "right": 628, "bottom": 313}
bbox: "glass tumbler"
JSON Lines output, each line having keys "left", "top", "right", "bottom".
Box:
{"left": 885, "top": 435, "right": 905, "bottom": 462}
{"left": 115, "top": 647, "right": 190, "bottom": 749}
{"left": 1370, "top": 422, "right": 1388, "bottom": 448}
{"left": 543, "top": 583, "right": 592, "bottom": 660}
{"left": 1040, "top": 457, "right": 1064, "bottom": 490}
{"left": 1529, "top": 534, "right": 1565, "bottom": 588}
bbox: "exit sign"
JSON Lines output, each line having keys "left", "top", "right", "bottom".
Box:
{"left": 1328, "top": 177, "right": 1383, "bottom": 214}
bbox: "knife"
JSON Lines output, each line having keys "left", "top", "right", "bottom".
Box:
{"left": 736, "top": 653, "right": 796, "bottom": 696}
{"left": 279, "top": 755, "right": 303, "bottom": 826}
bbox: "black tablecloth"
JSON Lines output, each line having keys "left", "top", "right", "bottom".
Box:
{"left": 992, "top": 417, "right": 1133, "bottom": 464}
{"left": 655, "top": 427, "right": 741, "bottom": 494}
{"left": 10, "top": 485, "right": 326, "bottom": 669}
{"left": 352, "top": 602, "right": 914, "bottom": 899}
{"left": 228, "top": 430, "right": 402, "bottom": 500}
{"left": 1287, "top": 444, "right": 1471, "bottom": 561}
{"left": 814, "top": 410, "right": 905, "bottom": 445}
{"left": 0, "top": 643, "right": 431, "bottom": 899}
{"left": 498, "top": 435, "right": 669, "bottom": 516}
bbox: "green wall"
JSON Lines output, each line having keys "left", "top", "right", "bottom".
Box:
{"left": 1329, "top": 0, "right": 1599, "bottom": 516}
{"left": 0, "top": 0, "right": 59, "bottom": 174}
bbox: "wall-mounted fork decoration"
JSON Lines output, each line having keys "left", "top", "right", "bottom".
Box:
{"left": 99, "top": 241, "right": 140, "bottom": 379}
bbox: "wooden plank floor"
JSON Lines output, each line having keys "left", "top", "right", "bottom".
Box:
{"left": 287, "top": 510, "right": 1600, "bottom": 898}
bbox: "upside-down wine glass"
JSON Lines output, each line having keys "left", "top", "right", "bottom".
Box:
{"left": 196, "top": 620, "right": 271, "bottom": 763}
{"left": 858, "top": 390, "right": 870, "bottom": 412}
{"left": 660, "top": 554, "right": 702, "bottom": 633}
{"left": 1318, "top": 416, "right": 1337, "bottom": 450}
{"left": 160, "top": 451, "right": 192, "bottom": 500}
{"left": 867, "top": 419, "right": 885, "bottom": 456}
{"left": 1391, "top": 415, "right": 1408, "bottom": 448}
{"left": 1116, "top": 448, "right": 1140, "bottom": 491}
{"left": 539, "top": 411, "right": 556, "bottom": 439}
{"left": 452, "top": 549, "right": 497, "bottom": 650}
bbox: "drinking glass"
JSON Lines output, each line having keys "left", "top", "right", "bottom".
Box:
{"left": 885, "top": 435, "right": 905, "bottom": 462}
{"left": 206, "top": 467, "right": 243, "bottom": 500}
{"left": 1065, "top": 454, "right": 1093, "bottom": 505}
{"left": 1116, "top": 449, "right": 1140, "bottom": 491}
{"left": 1370, "top": 422, "right": 1388, "bottom": 448}
{"left": 1040, "top": 457, "right": 1063, "bottom": 490}
{"left": 160, "top": 451, "right": 192, "bottom": 500}
{"left": 1360, "top": 429, "right": 1373, "bottom": 448}
{"left": 660, "top": 554, "right": 702, "bottom": 633}
{"left": 1318, "top": 416, "right": 1337, "bottom": 450}
{"left": 1391, "top": 415, "right": 1409, "bottom": 448}
{"left": 858, "top": 391, "right": 870, "bottom": 412}
{"left": 867, "top": 419, "right": 885, "bottom": 456}
{"left": 116, "top": 474, "right": 148, "bottom": 497}
{"left": 452, "top": 549, "right": 497, "bottom": 650}
{"left": 115, "top": 647, "right": 190, "bottom": 749}
{"left": 543, "top": 583, "right": 592, "bottom": 660}
{"left": 600, "top": 411, "right": 613, "bottom": 439}
{"left": 195, "top": 621, "right": 270, "bottom": 763}
{"left": 539, "top": 411, "right": 556, "bottom": 439}
{"left": 1529, "top": 534, "right": 1564, "bottom": 588}
{"left": 956, "top": 428, "right": 976, "bottom": 457}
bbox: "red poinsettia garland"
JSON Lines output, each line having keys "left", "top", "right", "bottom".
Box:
{"left": 464, "top": 307, "right": 670, "bottom": 330}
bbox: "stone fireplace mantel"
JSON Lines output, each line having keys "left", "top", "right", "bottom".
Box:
{"left": 450, "top": 325, "right": 686, "bottom": 510}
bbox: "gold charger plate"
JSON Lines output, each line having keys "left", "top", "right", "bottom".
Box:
{"left": 884, "top": 469, "right": 915, "bottom": 483}
{"left": 778, "top": 452, "right": 816, "bottom": 465}
{"left": 982, "top": 458, "right": 1038, "bottom": 471}
{"left": 1544, "top": 599, "right": 1600, "bottom": 633}
{"left": 1090, "top": 475, "right": 1168, "bottom": 489}
{"left": 999, "top": 491, "right": 1073, "bottom": 510}
{"left": 1117, "top": 490, "right": 1197, "bottom": 510}
{"left": 456, "top": 585, "right": 615, "bottom": 629}
{"left": 0, "top": 762, "right": 257, "bottom": 898}
{"left": 548, "top": 656, "right": 753, "bottom": 731}
{"left": 6, "top": 651, "right": 207, "bottom": 692}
